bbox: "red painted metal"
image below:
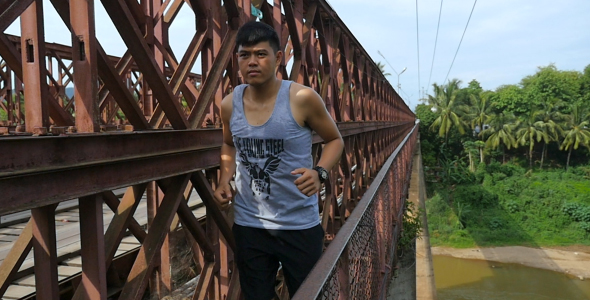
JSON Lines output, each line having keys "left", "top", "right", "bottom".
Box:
{"left": 293, "top": 124, "right": 419, "bottom": 300}
{"left": 78, "top": 194, "right": 108, "bottom": 300}
{"left": 0, "top": 0, "right": 416, "bottom": 299}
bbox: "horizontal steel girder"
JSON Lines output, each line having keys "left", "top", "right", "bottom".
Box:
{"left": 0, "top": 121, "right": 413, "bottom": 215}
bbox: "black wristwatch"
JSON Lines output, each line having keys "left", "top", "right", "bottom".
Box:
{"left": 313, "top": 166, "right": 329, "bottom": 183}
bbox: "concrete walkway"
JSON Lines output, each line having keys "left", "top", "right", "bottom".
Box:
{"left": 411, "top": 144, "right": 438, "bottom": 300}
{"left": 387, "top": 142, "right": 437, "bottom": 300}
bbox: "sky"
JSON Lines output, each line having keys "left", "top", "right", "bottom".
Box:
{"left": 5, "top": 0, "right": 590, "bottom": 111}
{"left": 328, "top": 0, "right": 590, "bottom": 110}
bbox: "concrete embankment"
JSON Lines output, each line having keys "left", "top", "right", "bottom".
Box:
{"left": 388, "top": 142, "right": 437, "bottom": 300}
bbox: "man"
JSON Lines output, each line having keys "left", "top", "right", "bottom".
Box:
{"left": 214, "top": 21, "right": 344, "bottom": 300}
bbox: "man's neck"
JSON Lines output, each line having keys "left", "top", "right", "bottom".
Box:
{"left": 247, "top": 78, "right": 281, "bottom": 103}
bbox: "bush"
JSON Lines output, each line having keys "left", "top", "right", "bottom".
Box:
{"left": 505, "top": 201, "right": 519, "bottom": 213}
{"left": 571, "top": 166, "right": 590, "bottom": 178}
{"left": 562, "top": 202, "right": 590, "bottom": 222}
{"left": 426, "top": 193, "right": 449, "bottom": 215}
{"left": 398, "top": 201, "right": 423, "bottom": 250}
{"left": 488, "top": 217, "right": 504, "bottom": 230}
{"left": 453, "top": 185, "right": 498, "bottom": 209}
{"left": 485, "top": 161, "right": 525, "bottom": 177}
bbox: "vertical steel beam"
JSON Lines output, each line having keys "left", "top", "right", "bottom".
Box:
{"left": 20, "top": 1, "right": 49, "bottom": 133}
{"left": 79, "top": 194, "right": 108, "bottom": 300}
{"left": 71, "top": 0, "right": 99, "bottom": 132}
{"left": 31, "top": 205, "right": 59, "bottom": 300}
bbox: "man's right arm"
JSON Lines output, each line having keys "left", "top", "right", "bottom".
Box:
{"left": 214, "top": 94, "right": 236, "bottom": 208}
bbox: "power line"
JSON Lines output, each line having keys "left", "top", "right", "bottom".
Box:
{"left": 377, "top": 50, "right": 399, "bottom": 76}
{"left": 415, "top": 0, "right": 421, "bottom": 99}
{"left": 426, "top": 0, "right": 444, "bottom": 95}
{"left": 443, "top": 0, "right": 478, "bottom": 84}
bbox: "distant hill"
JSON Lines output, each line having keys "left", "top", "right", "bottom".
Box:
{"left": 65, "top": 87, "right": 74, "bottom": 98}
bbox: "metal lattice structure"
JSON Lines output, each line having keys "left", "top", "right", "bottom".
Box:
{"left": 295, "top": 124, "right": 418, "bottom": 300}
{"left": 0, "top": 0, "right": 415, "bottom": 299}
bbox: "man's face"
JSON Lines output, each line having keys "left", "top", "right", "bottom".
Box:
{"left": 237, "top": 41, "right": 281, "bottom": 86}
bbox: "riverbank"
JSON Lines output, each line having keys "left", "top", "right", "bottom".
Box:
{"left": 432, "top": 246, "right": 590, "bottom": 279}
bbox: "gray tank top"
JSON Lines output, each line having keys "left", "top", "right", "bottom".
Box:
{"left": 230, "top": 80, "right": 320, "bottom": 230}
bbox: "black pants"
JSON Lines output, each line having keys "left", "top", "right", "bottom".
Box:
{"left": 232, "top": 223, "right": 324, "bottom": 300}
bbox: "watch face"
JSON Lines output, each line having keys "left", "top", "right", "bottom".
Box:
{"left": 314, "top": 166, "right": 328, "bottom": 182}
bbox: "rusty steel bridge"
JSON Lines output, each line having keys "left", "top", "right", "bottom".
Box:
{"left": 0, "top": 0, "right": 418, "bottom": 299}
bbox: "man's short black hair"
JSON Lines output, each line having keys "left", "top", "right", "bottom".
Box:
{"left": 236, "top": 21, "right": 280, "bottom": 53}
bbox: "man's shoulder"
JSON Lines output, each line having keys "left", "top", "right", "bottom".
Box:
{"left": 289, "top": 82, "right": 320, "bottom": 104}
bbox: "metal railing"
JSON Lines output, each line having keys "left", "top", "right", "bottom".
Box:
{"left": 295, "top": 122, "right": 419, "bottom": 300}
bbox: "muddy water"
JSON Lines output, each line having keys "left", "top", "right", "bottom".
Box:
{"left": 433, "top": 255, "right": 590, "bottom": 300}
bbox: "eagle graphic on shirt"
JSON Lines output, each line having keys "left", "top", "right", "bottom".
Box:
{"left": 239, "top": 152, "right": 281, "bottom": 200}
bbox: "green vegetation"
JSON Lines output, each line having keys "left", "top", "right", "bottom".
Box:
{"left": 398, "top": 201, "right": 423, "bottom": 250}
{"left": 426, "top": 162, "right": 590, "bottom": 248}
{"left": 418, "top": 63, "right": 590, "bottom": 248}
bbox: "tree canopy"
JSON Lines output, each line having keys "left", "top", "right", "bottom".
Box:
{"left": 417, "top": 63, "right": 590, "bottom": 170}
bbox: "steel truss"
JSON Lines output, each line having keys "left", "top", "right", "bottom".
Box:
{"left": 0, "top": 0, "right": 415, "bottom": 299}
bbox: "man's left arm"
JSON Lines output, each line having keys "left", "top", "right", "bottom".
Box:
{"left": 292, "top": 88, "right": 344, "bottom": 196}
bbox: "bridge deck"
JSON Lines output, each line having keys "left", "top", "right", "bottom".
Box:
{"left": 0, "top": 189, "right": 206, "bottom": 300}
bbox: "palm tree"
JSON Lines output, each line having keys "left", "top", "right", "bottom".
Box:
{"left": 464, "top": 92, "right": 493, "bottom": 131}
{"left": 460, "top": 91, "right": 493, "bottom": 162}
{"left": 537, "top": 99, "right": 562, "bottom": 169}
{"left": 481, "top": 112, "right": 518, "bottom": 163}
{"left": 559, "top": 104, "right": 590, "bottom": 170}
{"left": 429, "top": 79, "right": 466, "bottom": 143}
{"left": 515, "top": 109, "right": 548, "bottom": 169}
{"left": 376, "top": 62, "right": 391, "bottom": 77}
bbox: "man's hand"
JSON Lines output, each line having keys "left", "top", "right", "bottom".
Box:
{"left": 292, "top": 168, "right": 321, "bottom": 197}
{"left": 214, "top": 182, "right": 234, "bottom": 210}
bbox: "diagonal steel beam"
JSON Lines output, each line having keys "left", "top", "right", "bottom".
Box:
{"left": 190, "top": 172, "right": 236, "bottom": 251}
{"left": 287, "top": 2, "right": 317, "bottom": 82}
{"left": 102, "top": 189, "right": 148, "bottom": 244}
{"left": 169, "top": 30, "right": 207, "bottom": 97}
{"left": 123, "top": 0, "right": 145, "bottom": 28}
{"left": 0, "top": 220, "right": 33, "bottom": 297}
{"left": 158, "top": 181, "right": 216, "bottom": 260}
{"left": 0, "top": 0, "right": 34, "bottom": 33}
{"left": 118, "top": 174, "right": 190, "bottom": 300}
{"left": 192, "top": 262, "right": 215, "bottom": 300}
{"left": 187, "top": 29, "right": 237, "bottom": 128}
{"left": 100, "top": 0, "right": 189, "bottom": 129}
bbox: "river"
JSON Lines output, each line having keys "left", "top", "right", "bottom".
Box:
{"left": 434, "top": 255, "right": 590, "bottom": 300}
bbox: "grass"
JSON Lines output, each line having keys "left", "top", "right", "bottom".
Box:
{"left": 426, "top": 163, "right": 590, "bottom": 249}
